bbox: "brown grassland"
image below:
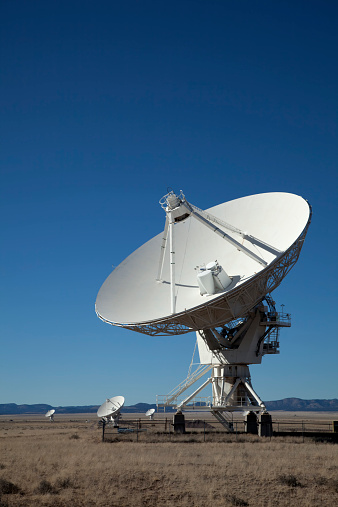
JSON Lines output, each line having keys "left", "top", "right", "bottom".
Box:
{"left": 0, "top": 413, "right": 337, "bottom": 507}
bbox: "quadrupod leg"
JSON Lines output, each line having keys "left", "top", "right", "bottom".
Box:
{"left": 211, "top": 365, "right": 266, "bottom": 410}
{"left": 209, "top": 365, "right": 269, "bottom": 434}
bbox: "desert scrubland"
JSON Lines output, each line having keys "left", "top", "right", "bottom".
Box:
{"left": 0, "top": 413, "right": 337, "bottom": 507}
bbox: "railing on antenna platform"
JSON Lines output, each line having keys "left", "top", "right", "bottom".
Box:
{"left": 156, "top": 364, "right": 212, "bottom": 410}
{"left": 263, "top": 327, "right": 280, "bottom": 354}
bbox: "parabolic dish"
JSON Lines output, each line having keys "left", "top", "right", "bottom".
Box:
{"left": 45, "top": 409, "right": 55, "bottom": 418}
{"left": 96, "top": 192, "right": 311, "bottom": 336}
{"left": 146, "top": 408, "right": 155, "bottom": 417}
{"left": 97, "top": 395, "right": 125, "bottom": 418}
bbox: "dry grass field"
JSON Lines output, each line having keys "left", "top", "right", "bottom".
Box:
{"left": 0, "top": 413, "right": 337, "bottom": 507}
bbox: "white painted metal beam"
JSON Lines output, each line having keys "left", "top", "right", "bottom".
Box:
{"left": 182, "top": 202, "right": 268, "bottom": 267}
{"left": 156, "top": 216, "right": 169, "bottom": 281}
{"left": 177, "top": 377, "right": 212, "bottom": 409}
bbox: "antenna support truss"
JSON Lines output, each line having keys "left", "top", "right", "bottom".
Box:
{"left": 157, "top": 298, "right": 291, "bottom": 431}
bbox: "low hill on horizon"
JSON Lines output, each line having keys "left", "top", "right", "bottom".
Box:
{"left": 1, "top": 398, "right": 338, "bottom": 415}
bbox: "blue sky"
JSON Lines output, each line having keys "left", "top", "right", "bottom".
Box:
{"left": 1, "top": 1, "right": 337, "bottom": 407}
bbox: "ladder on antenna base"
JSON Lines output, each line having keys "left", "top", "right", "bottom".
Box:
{"left": 157, "top": 364, "right": 213, "bottom": 409}
{"left": 211, "top": 410, "right": 234, "bottom": 432}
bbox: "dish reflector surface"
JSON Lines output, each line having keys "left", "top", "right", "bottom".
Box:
{"left": 45, "top": 409, "right": 55, "bottom": 417}
{"left": 96, "top": 192, "right": 311, "bottom": 335}
{"left": 146, "top": 408, "right": 155, "bottom": 416}
{"left": 97, "top": 396, "right": 125, "bottom": 418}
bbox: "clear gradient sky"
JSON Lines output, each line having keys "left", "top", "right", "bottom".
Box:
{"left": 1, "top": 1, "right": 337, "bottom": 407}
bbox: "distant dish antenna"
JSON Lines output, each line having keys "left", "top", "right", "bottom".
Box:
{"left": 96, "top": 191, "right": 311, "bottom": 432}
{"left": 97, "top": 396, "right": 125, "bottom": 427}
{"left": 145, "top": 408, "right": 155, "bottom": 420}
{"left": 45, "top": 409, "right": 55, "bottom": 422}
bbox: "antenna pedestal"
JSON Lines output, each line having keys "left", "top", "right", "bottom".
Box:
{"left": 210, "top": 365, "right": 265, "bottom": 412}
{"left": 157, "top": 300, "right": 288, "bottom": 432}
{"left": 172, "top": 363, "right": 266, "bottom": 432}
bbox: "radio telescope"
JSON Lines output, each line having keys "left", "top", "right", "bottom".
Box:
{"left": 45, "top": 409, "right": 55, "bottom": 422}
{"left": 146, "top": 408, "right": 155, "bottom": 420}
{"left": 96, "top": 191, "right": 311, "bottom": 431}
{"left": 97, "top": 395, "right": 124, "bottom": 426}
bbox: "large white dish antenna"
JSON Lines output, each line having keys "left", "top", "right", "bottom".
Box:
{"left": 97, "top": 396, "right": 125, "bottom": 418}
{"left": 96, "top": 192, "right": 311, "bottom": 336}
{"left": 45, "top": 409, "right": 55, "bottom": 418}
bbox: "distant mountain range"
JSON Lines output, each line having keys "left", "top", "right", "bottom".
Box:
{"left": 265, "top": 398, "right": 338, "bottom": 411}
{"left": 0, "top": 398, "right": 337, "bottom": 415}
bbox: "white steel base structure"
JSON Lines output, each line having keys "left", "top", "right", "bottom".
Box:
{"left": 157, "top": 297, "right": 291, "bottom": 431}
